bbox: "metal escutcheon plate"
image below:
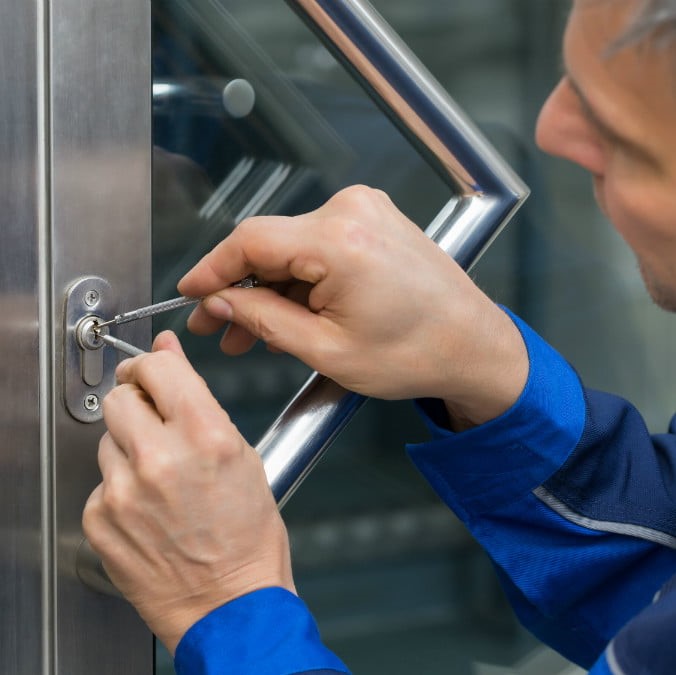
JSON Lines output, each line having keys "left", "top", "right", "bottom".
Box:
{"left": 64, "top": 276, "right": 118, "bottom": 423}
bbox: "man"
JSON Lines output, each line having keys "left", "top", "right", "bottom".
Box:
{"left": 83, "top": 1, "right": 676, "bottom": 673}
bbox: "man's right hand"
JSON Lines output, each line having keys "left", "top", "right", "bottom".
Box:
{"left": 179, "top": 185, "right": 528, "bottom": 428}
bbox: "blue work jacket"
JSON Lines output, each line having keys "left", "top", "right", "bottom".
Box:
{"left": 174, "top": 310, "right": 676, "bottom": 675}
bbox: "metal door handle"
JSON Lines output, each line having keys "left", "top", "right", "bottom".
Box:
{"left": 261, "top": 0, "right": 529, "bottom": 507}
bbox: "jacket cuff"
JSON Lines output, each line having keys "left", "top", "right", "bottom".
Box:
{"left": 174, "top": 587, "right": 349, "bottom": 675}
{"left": 407, "top": 308, "right": 586, "bottom": 519}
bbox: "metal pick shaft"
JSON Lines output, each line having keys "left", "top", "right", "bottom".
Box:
{"left": 94, "top": 275, "right": 262, "bottom": 332}
{"left": 100, "top": 333, "right": 147, "bottom": 358}
{"left": 95, "top": 296, "right": 201, "bottom": 330}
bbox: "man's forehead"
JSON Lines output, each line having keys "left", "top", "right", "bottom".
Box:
{"left": 574, "top": 0, "right": 676, "bottom": 54}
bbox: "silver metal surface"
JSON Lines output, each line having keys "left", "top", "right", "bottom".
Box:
{"left": 76, "top": 539, "right": 123, "bottom": 598}
{"left": 64, "top": 277, "right": 117, "bottom": 422}
{"left": 49, "top": 0, "right": 154, "bottom": 671}
{"left": 261, "top": 0, "right": 529, "bottom": 506}
{"left": 0, "top": 1, "right": 45, "bottom": 671}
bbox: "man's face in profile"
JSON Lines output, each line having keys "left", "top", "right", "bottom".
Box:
{"left": 535, "top": 0, "right": 676, "bottom": 310}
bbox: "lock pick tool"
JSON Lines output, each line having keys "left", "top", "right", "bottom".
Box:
{"left": 92, "top": 275, "right": 262, "bottom": 357}
{"left": 93, "top": 295, "right": 201, "bottom": 332}
{"left": 93, "top": 274, "right": 261, "bottom": 332}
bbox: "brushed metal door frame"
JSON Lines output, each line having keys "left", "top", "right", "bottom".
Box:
{"left": 48, "top": 0, "right": 154, "bottom": 671}
{"left": 0, "top": 1, "right": 46, "bottom": 672}
{"left": 0, "top": 0, "right": 154, "bottom": 672}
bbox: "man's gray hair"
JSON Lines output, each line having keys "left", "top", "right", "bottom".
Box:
{"left": 618, "top": 0, "right": 676, "bottom": 49}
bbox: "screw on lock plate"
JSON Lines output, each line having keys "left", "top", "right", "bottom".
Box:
{"left": 64, "top": 277, "right": 118, "bottom": 423}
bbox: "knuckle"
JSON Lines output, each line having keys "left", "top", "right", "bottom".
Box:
{"left": 331, "top": 184, "right": 379, "bottom": 210}
{"left": 312, "top": 332, "right": 343, "bottom": 372}
{"left": 235, "top": 217, "right": 255, "bottom": 237}
{"left": 233, "top": 217, "right": 263, "bottom": 254}
{"left": 135, "top": 445, "right": 177, "bottom": 486}
{"left": 197, "top": 415, "right": 240, "bottom": 457}
{"left": 145, "top": 350, "right": 174, "bottom": 372}
{"left": 244, "top": 305, "right": 281, "bottom": 346}
{"left": 101, "top": 386, "right": 121, "bottom": 415}
{"left": 97, "top": 435, "right": 108, "bottom": 465}
{"left": 100, "top": 478, "right": 135, "bottom": 520}
{"left": 329, "top": 184, "right": 392, "bottom": 218}
{"left": 82, "top": 495, "right": 102, "bottom": 535}
{"left": 174, "top": 377, "right": 210, "bottom": 414}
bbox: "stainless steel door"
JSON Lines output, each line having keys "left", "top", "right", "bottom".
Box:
{"left": 1, "top": 0, "right": 153, "bottom": 673}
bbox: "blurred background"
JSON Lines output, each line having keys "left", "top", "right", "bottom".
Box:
{"left": 151, "top": 1, "right": 676, "bottom": 673}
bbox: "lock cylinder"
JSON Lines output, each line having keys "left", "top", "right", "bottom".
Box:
{"left": 76, "top": 316, "right": 106, "bottom": 352}
{"left": 74, "top": 316, "right": 109, "bottom": 388}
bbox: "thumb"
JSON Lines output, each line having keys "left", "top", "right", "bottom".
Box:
{"left": 152, "top": 330, "right": 187, "bottom": 359}
{"left": 205, "top": 288, "right": 329, "bottom": 368}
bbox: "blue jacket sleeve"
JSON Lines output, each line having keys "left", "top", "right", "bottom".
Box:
{"left": 407, "top": 309, "right": 676, "bottom": 669}
{"left": 174, "top": 587, "right": 349, "bottom": 675}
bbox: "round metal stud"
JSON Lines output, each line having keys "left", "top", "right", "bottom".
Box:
{"left": 84, "top": 290, "right": 100, "bottom": 308}
{"left": 84, "top": 394, "right": 100, "bottom": 412}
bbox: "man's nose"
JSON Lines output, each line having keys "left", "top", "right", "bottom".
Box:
{"left": 535, "top": 78, "right": 606, "bottom": 177}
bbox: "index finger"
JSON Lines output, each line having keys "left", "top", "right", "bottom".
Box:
{"left": 177, "top": 213, "right": 326, "bottom": 297}
{"left": 115, "top": 349, "right": 219, "bottom": 423}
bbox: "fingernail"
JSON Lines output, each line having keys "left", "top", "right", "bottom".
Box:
{"left": 206, "top": 296, "right": 233, "bottom": 321}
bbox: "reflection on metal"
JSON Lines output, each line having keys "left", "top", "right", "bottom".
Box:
{"left": 76, "top": 539, "right": 122, "bottom": 598}
{"left": 261, "top": 0, "right": 529, "bottom": 507}
{"left": 153, "top": 77, "right": 256, "bottom": 119}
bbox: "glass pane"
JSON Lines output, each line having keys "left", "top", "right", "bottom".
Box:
{"left": 151, "top": 0, "right": 454, "bottom": 431}
{"left": 152, "top": 1, "right": 676, "bottom": 674}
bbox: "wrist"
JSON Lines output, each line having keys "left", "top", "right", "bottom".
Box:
{"left": 153, "top": 577, "right": 298, "bottom": 655}
{"left": 137, "top": 547, "right": 297, "bottom": 654}
{"left": 438, "top": 305, "right": 529, "bottom": 430}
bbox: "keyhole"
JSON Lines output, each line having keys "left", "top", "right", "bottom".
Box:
{"left": 76, "top": 316, "right": 107, "bottom": 386}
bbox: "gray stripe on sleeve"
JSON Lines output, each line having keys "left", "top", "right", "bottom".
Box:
{"left": 533, "top": 487, "right": 676, "bottom": 550}
{"left": 606, "top": 642, "right": 628, "bottom": 675}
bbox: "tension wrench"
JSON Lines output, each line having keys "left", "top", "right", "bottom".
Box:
{"left": 99, "top": 333, "right": 147, "bottom": 358}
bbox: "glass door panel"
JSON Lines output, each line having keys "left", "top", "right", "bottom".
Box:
{"left": 150, "top": 1, "right": 531, "bottom": 674}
